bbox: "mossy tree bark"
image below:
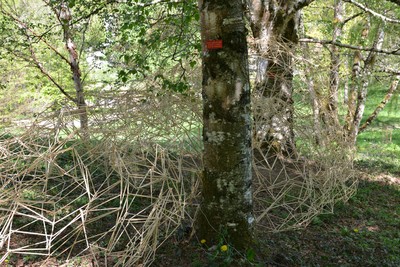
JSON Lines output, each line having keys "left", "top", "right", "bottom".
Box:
{"left": 197, "top": 0, "right": 253, "bottom": 249}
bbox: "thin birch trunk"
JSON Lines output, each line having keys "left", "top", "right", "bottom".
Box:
{"left": 344, "top": 50, "right": 361, "bottom": 136}
{"left": 351, "top": 26, "right": 385, "bottom": 143}
{"left": 328, "top": 0, "right": 344, "bottom": 126}
{"left": 300, "top": 31, "right": 323, "bottom": 145}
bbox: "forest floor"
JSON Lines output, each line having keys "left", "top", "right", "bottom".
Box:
{"left": 2, "top": 116, "right": 399, "bottom": 266}
{"left": 3, "top": 167, "right": 398, "bottom": 267}
{"left": 155, "top": 168, "right": 400, "bottom": 267}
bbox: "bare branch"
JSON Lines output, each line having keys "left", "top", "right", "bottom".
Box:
{"left": 359, "top": 76, "right": 399, "bottom": 133}
{"left": 0, "top": 9, "right": 71, "bottom": 65}
{"left": 343, "top": 0, "right": 400, "bottom": 23}
{"left": 343, "top": 12, "right": 363, "bottom": 25}
{"left": 378, "top": 67, "right": 400, "bottom": 75}
{"left": 28, "top": 42, "right": 77, "bottom": 103}
{"left": 299, "top": 38, "right": 400, "bottom": 55}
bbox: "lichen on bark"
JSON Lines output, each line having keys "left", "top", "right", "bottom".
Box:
{"left": 198, "top": 0, "right": 253, "bottom": 250}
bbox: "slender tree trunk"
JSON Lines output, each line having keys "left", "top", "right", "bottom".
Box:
{"left": 328, "top": 0, "right": 344, "bottom": 126}
{"left": 302, "top": 42, "right": 323, "bottom": 146}
{"left": 343, "top": 68, "right": 349, "bottom": 104}
{"left": 344, "top": 50, "right": 361, "bottom": 136}
{"left": 59, "top": 4, "right": 89, "bottom": 136}
{"left": 350, "top": 26, "right": 385, "bottom": 144}
{"left": 66, "top": 38, "right": 89, "bottom": 134}
{"left": 198, "top": 0, "right": 253, "bottom": 249}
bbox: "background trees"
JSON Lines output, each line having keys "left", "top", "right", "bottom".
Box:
{"left": 300, "top": 0, "right": 400, "bottom": 145}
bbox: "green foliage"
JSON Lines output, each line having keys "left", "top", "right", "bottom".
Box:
{"left": 106, "top": 0, "right": 200, "bottom": 91}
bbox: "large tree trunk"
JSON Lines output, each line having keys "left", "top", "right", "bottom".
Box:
{"left": 247, "top": 0, "right": 313, "bottom": 157}
{"left": 198, "top": 0, "right": 253, "bottom": 249}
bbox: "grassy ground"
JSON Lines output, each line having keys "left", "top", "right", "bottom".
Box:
{"left": 155, "top": 170, "right": 399, "bottom": 267}
{"left": 356, "top": 82, "right": 400, "bottom": 175}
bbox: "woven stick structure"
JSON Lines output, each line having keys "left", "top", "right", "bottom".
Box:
{"left": 0, "top": 51, "right": 357, "bottom": 265}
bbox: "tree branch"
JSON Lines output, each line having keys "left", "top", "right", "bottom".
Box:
{"left": 343, "top": 0, "right": 400, "bottom": 24}
{"left": 343, "top": 12, "right": 363, "bottom": 25}
{"left": 359, "top": 76, "right": 399, "bottom": 133}
{"left": 293, "top": 0, "right": 316, "bottom": 11}
{"left": 299, "top": 38, "right": 400, "bottom": 55}
{"left": 378, "top": 67, "right": 400, "bottom": 75}
{"left": 28, "top": 43, "right": 77, "bottom": 103}
{"left": 0, "top": 9, "right": 71, "bottom": 65}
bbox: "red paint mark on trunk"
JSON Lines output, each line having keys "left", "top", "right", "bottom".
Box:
{"left": 206, "top": 40, "right": 223, "bottom": 50}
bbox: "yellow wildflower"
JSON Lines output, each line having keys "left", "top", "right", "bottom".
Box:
{"left": 220, "top": 245, "right": 228, "bottom": 252}
{"left": 200, "top": 239, "right": 206, "bottom": 244}
{"left": 353, "top": 228, "right": 359, "bottom": 233}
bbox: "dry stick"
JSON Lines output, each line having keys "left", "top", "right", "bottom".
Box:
{"left": 0, "top": 74, "right": 356, "bottom": 264}
{"left": 359, "top": 76, "right": 399, "bottom": 133}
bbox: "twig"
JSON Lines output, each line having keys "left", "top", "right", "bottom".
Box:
{"left": 343, "top": 0, "right": 400, "bottom": 24}
{"left": 299, "top": 38, "right": 400, "bottom": 55}
{"left": 0, "top": 9, "right": 70, "bottom": 65}
{"left": 28, "top": 42, "right": 77, "bottom": 103}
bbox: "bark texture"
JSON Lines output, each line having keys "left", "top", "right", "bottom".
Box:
{"left": 198, "top": 0, "right": 253, "bottom": 249}
{"left": 247, "top": 0, "right": 314, "bottom": 156}
{"left": 345, "top": 26, "right": 385, "bottom": 144}
{"left": 58, "top": 3, "right": 89, "bottom": 136}
{"left": 328, "top": 0, "right": 344, "bottom": 126}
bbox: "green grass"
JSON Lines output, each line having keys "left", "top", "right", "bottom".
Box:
{"left": 257, "top": 178, "right": 400, "bottom": 266}
{"left": 356, "top": 82, "right": 400, "bottom": 175}
{"left": 155, "top": 176, "right": 400, "bottom": 266}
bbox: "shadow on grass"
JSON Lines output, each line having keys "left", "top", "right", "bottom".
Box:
{"left": 258, "top": 177, "right": 400, "bottom": 267}
{"left": 155, "top": 175, "right": 400, "bottom": 267}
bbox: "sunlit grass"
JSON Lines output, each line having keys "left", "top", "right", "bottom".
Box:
{"left": 356, "top": 82, "right": 400, "bottom": 174}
